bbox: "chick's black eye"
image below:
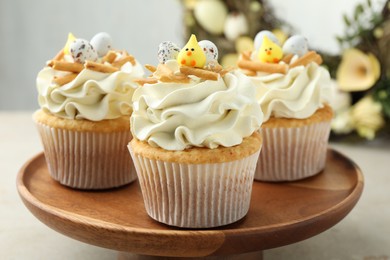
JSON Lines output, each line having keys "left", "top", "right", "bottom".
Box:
{"left": 270, "top": 48, "right": 272, "bottom": 50}
{"left": 191, "top": 48, "right": 194, "bottom": 51}
{"left": 185, "top": 48, "right": 189, "bottom": 51}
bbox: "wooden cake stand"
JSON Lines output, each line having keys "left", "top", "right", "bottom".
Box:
{"left": 17, "top": 149, "right": 363, "bottom": 259}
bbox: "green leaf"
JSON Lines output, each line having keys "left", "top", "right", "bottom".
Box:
{"left": 354, "top": 4, "right": 364, "bottom": 21}
{"left": 373, "top": 79, "right": 390, "bottom": 119}
{"left": 343, "top": 14, "right": 351, "bottom": 26}
{"left": 336, "top": 36, "right": 344, "bottom": 45}
{"left": 367, "top": 0, "right": 372, "bottom": 8}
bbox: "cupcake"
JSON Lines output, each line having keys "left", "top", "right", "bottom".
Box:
{"left": 33, "top": 32, "right": 144, "bottom": 189}
{"left": 238, "top": 32, "right": 333, "bottom": 181}
{"left": 128, "top": 35, "right": 263, "bottom": 228}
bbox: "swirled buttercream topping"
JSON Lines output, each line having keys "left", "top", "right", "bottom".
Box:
{"left": 131, "top": 61, "right": 263, "bottom": 151}
{"left": 37, "top": 61, "right": 144, "bottom": 121}
{"left": 249, "top": 60, "right": 332, "bottom": 121}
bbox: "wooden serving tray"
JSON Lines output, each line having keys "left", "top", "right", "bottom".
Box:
{"left": 17, "top": 149, "right": 363, "bottom": 259}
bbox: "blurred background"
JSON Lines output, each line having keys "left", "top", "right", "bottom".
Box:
{"left": 1, "top": 0, "right": 389, "bottom": 140}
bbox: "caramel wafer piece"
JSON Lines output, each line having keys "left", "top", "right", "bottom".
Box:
{"left": 314, "top": 54, "right": 323, "bottom": 65}
{"left": 112, "top": 55, "right": 136, "bottom": 67}
{"left": 153, "top": 64, "right": 190, "bottom": 83}
{"left": 241, "top": 51, "right": 252, "bottom": 61}
{"left": 145, "top": 64, "right": 157, "bottom": 73}
{"left": 102, "top": 51, "right": 117, "bottom": 63}
{"left": 47, "top": 60, "right": 54, "bottom": 67}
{"left": 219, "top": 67, "right": 233, "bottom": 77}
{"left": 53, "top": 49, "right": 65, "bottom": 61}
{"left": 85, "top": 61, "right": 119, "bottom": 73}
{"left": 51, "top": 61, "right": 84, "bottom": 73}
{"left": 180, "top": 66, "right": 219, "bottom": 81}
{"left": 237, "top": 60, "right": 288, "bottom": 74}
{"left": 289, "top": 51, "right": 322, "bottom": 68}
{"left": 154, "top": 63, "right": 174, "bottom": 78}
{"left": 282, "top": 53, "right": 294, "bottom": 64}
{"left": 206, "top": 61, "right": 223, "bottom": 73}
{"left": 160, "top": 73, "right": 190, "bottom": 83}
{"left": 52, "top": 73, "right": 77, "bottom": 86}
{"left": 242, "top": 69, "right": 257, "bottom": 76}
{"left": 134, "top": 77, "right": 158, "bottom": 86}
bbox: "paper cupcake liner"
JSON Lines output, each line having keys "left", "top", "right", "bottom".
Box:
{"left": 129, "top": 145, "right": 260, "bottom": 228}
{"left": 255, "top": 121, "right": 331, "bottom": 181}
{"left": 36, "top": 122, "right": 136, "bottom": 189}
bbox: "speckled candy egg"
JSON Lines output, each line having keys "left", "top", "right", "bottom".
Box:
{"left": 90, "top": 32, "right": 113, "bottom": 57}
{"left": 70, "top": 39, "right": 98, "bottom": 63}
{"left": 198, "top": 40, "right": 218, "bottom": 63}
{"left": 157, "top": 41, "right": 180, "bottom": 64}
{"left": 282, "top": 35, "right": 308, "bottom": 57}
{"left": 254, "top": 30, "right": 280, "bottom": 50}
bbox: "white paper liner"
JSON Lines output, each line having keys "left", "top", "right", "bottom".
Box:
{"left": 255, "top": 121, "right": 331, "bottom": 181}
{"left": 129, "top": 145, "right": 260, "bottom": 228}
{"left": 35, "top": 122, "right": 137, "bottom": 189}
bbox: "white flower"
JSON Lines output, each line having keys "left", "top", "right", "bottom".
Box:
{"left": 331, "top": 109, "right": 354, "bottom": 134}
{"left": 224, "top": 12, "right": 249, "bottom": 41}
{"left": 350, "top": 96, "right": 385, "bottom": 140}
{"left": 329, "top": 80, "right": 352, "bottom": 113}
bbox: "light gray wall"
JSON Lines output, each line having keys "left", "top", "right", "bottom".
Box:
{"left": 0, "top": 0, "right": 183, "bottom": 110}
{"left": 1, "top": 0, "right": 380, "bottom": 110}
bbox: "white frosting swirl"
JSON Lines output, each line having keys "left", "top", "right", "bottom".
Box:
{"left": 37, "top": 60, "right": 144, "bottom": 121}
{"left": 249, "top": 60, "right": 332, "bottom": 121}
{"left": 131, "top": 62, "right": 263, "bottom": 151}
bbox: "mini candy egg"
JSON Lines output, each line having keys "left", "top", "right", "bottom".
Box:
{"left": 157, "top": 41, "right": 180, "bottom": 64}
{"left": 282, "top": 35, "right": 308, "bottom": 57}
{"left": 90, "top": 32, "right": 113, "bottom": 57}
{"left": 198, "top": 40, "right": 218, "bottom": 63}
{"left": 70, "top": 39, "right": 98, "bottom": 63}
{"left": 254, "top": 30, "right": 280, "bottom": 51}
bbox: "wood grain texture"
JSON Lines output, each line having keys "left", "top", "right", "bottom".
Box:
{"left": 17, "top": 149, "right": 363, "bottom": 258}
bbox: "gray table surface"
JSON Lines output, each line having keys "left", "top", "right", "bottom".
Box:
{"left": 1, "top": 111, "right": 389, "bottom": 260}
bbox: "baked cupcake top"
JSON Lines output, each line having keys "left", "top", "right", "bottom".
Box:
{"left": 238, "top": 32, "right": 332, "bottom": 122}
{"left": 131, "top": 35, "right": 263, "bottom": 151}
{"left": 37, "top": 32, "right": 144, "bottom": 121}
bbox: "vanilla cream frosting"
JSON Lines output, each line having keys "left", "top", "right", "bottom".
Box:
{"left": 249, "top": 57, "right": 332, "bottom": 121}
{"left": 37, "top": 60, "right": 144, "bottom": 121}
{"left": 131, "top": 61, "right": 263, "bottom": 151}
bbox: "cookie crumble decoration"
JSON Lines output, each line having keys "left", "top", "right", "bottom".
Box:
{"left": 134, "top": 34, "right": 233, "bottom": 86}
{"left": 237, "top": 31, "right": 323, "bottom": 75}
{"left": 47, "top": 32, "right": 138, "bottom": 86}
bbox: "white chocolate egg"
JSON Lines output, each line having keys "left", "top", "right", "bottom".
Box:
{"left": 282, "top": 35, "right": 308, "bottom": 57}
{"left": 254, "top": 30, "right": 280, "bottom": 50}
{"left": 70, "top": 39, "right": 98, "bottom": 63}
{"left": 223, "top": 12, "right": 249, "bottom": 41}
{"left": 198, "top": 40, "right": 218, "bottom": 63}
{"left": 194, "top": 0, "right": 227, "bottom": 35}
{"left": 157, "top": 41, "right": 181, "bottom": 64}
{"left": 90, "top": 32, "right": 113, "bottom": 57}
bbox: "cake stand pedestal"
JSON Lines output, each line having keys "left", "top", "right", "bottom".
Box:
{"left": 17, "top": 149, "right": 363, "bottom": 259}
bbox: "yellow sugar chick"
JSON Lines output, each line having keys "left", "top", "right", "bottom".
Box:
{"left": 177, "top": 34, "right": 206, "bottom": 68}
{"left": 257, "top": 35, "right": 283, "bottom": 63}
{"left": 63, "top": 32, "right": 76, "bottom": 55}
